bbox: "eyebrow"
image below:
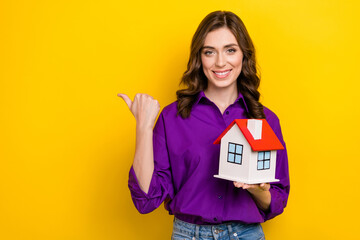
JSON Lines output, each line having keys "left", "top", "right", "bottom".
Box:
{"left": 202, "top": 43, "right": 239, "bottom": 49}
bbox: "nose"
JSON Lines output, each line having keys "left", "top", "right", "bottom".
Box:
{"left": 215, "top": 52, "right": 226, "bottom": 68}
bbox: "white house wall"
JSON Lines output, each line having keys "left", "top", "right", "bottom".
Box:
{"left": 248, "top": 150, "right": 277, "bottom": 182}
{"left": 219, "top": 125, "right": 251, "bottom": 181}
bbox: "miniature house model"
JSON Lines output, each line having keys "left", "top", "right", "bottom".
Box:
{"left": 213, "top": 119, "right": 284, "bottom": 184}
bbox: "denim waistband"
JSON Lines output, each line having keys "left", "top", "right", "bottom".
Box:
{"left": 174, "top": 217, "right": 232, "bottom": 239}
{"left": 172, "top": 217, "right": 264, "bottom": 240}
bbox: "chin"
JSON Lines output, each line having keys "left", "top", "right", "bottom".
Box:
{"left": 210, "top": 80, "right": 237, "bottom": 89}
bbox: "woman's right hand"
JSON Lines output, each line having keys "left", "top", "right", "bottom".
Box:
{"left": 117, "top": 93, "right": 160, "bottom": 131}
{"left": 118, "top": 93, "right": 159, "bottom": 193}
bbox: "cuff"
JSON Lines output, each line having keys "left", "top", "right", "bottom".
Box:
{"left": 128, "top": 166, "right": 151, "bottom": 199}
{"left": 262, "top": 186, "right": 285, "bottom": 221}
{"left": 128, "top": 166, "right": 161, "bottom": 200}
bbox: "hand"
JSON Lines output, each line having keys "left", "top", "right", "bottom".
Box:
{"left": 118, "top": 93, "right": 160, "bottom": 130}
{"left": 234, "top": 182, "right": 271, "bottom": 211}
{"left": 233, "top": 182, "right": 270, "bottom": 194}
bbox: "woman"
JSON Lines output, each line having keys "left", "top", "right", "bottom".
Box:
{"left": 118, "top": 10, "right": 289, "bottom": 240}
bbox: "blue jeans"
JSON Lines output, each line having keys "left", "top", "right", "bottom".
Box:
{"left": 171, "top": 217, "right": 265, "bottom": 240}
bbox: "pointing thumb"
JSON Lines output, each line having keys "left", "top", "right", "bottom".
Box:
{"left": 117, "top": 93, "right": 132, "bottom": 109}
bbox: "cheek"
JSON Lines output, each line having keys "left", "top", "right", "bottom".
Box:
{"left": 230, "top": 55, "right": 243, "bottom": 66}
{"left": 201, "top": 56, "right": 213, "bottom": 71}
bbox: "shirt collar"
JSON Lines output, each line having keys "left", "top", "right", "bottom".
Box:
{"left": 194, "top": 90, "right": 249, "bottom": 113}
{"left": 193, "top": 91, "right": 206, "bottom": 106}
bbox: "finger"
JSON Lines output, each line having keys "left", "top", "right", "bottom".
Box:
{"left": 154, "top": 99, "right": 160, "bottom": 107}
{"left": 142, "top": 93, "right": 153, "bottom": 99}
{"left": 117, "top": 93, "right": 132, "bottom": 109}
{"left": 260, "top": 183, "right": 270, "bottom": 191}
{"left": 234, "top": 182, "right": 244, "bottom": 188}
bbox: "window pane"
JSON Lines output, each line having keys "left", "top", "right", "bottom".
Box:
{"left": 258, "top": 152, "right": 264, "bottom": 160}
{"left": 265, "top": 151, "right": 270, "bottom": 160}
{"left": 264, "top": 160, "right": 270, "bottom": 169}
{"left": 228, "top": 143, "right": 235, "bottom": 153}
{"left": 236, "top": 145, "right": 243, "bottom": 154}
{"left": 228, "top": 153, "right": 235, "bottom": 162}
{"left": 235, "top": 154, "right": 242, "bottom": 164}
{"left": 257, "top": 161, "right": 264, "bottom": 170}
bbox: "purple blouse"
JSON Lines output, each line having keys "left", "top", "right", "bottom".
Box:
{"left": 128, "top": 91, "right": 290, "bottom": 224}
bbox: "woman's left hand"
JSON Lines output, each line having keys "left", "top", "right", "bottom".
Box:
{"left": 234, "top": 182, "right": 271, "bottom": 211}
{"left": 233, "top": 182, "right": 270, "bottom": 194}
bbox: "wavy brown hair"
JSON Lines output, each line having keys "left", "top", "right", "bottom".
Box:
{"left": 176, "top": 11, "right": 265, "bottom": 119}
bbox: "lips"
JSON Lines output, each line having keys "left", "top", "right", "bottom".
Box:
{"left": 212, "top": 69, "right": 232, "bottom": 78}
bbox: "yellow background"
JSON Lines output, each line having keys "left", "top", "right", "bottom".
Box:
{"left": 1, "top": 0, "right": 359, "bottom": 239}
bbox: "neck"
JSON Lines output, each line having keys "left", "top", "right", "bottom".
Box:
{"left": 204, "top": 85, "right": 238, "bottom": 114}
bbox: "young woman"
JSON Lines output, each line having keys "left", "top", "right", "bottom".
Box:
{"left": 118, "top": 10, "right": 289, "bottom": 240}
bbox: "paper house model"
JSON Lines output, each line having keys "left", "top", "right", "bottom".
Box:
{"left": 213, "top": 119, "right": 284, "bottom": 184}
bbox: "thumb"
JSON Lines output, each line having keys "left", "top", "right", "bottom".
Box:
{"left": 260, "top": 183, "right": 270, "bottom": 191}
{"left": 117, "top": 93, "right": 132, "bottom": 109}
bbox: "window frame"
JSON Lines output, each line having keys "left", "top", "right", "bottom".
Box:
{"left": 257, "top": 151, "right": 271, "bottom": 170}
{"left": 227, "top": 142, "right": 243, "bottom": 165}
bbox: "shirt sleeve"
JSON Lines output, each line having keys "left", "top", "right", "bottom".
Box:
{"left": 259, "top": 114, "right": 290, "bottom": 221}
{"left": 128, "top": 112, "right": 174, "bottom": 214}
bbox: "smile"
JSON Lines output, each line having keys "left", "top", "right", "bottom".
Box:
{"left": 212, "top": 69, "right": 232, "bottom": 78}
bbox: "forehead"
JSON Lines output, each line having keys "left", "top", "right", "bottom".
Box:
{"left": 203, "top": 27, "right": 238, "bottom": 47}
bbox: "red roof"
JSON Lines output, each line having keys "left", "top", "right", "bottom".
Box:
{"left": 213, "top": 119, "right": 284, "bottom": 151}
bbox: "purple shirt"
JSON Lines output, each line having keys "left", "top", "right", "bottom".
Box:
{"left": 128, "top": 91, "right": 290, "bottom": 224}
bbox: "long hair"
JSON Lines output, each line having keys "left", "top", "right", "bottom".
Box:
{"left": 176, "top": 11, "right": 265, "bottom": 119}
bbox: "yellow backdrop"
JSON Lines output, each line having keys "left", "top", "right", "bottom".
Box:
{"left": 1, "top": 0, "right": 359, "bottom": 239}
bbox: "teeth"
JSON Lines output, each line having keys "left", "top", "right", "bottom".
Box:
{"left": 215, "top": 71, "right": 230, "bottom": 76}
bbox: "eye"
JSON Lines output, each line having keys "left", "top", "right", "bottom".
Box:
{"left": 204, "top": 50, "right": 214, "bottom": 55}
{"left": 227, "top": 48, "right": 237, "bottom": 53}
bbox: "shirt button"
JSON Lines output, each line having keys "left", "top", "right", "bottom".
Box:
{"left": 218, "top": 195, "right": 222, "bottom": 199}
{"left": 214, "top": 229, "right": 219, "bottom": 234}
{"left": 233, "top": 233, "right": 238, "bottom": 237}
{"left": 192, "top": 237, "right": 196, "bottom": 240}
{"left": 214, "top": 217, "right": 218, "bottom": 221}
{"left": 226, "top": 111, "right": 229, "bottom": 115}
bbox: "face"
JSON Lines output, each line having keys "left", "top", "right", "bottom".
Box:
{"left": 201, "top": 27, "right": 243, "bottom": 91}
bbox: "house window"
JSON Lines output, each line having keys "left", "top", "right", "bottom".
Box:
{"left": 257, "top": 151, "right": 271, "bottom": 170}
{"left": 227, "top": 142, "right": 243, "bottom": 165}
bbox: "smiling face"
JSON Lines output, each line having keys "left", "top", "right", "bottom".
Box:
{"left": 201, "top": 27, "right": 243, "bottom": 91}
